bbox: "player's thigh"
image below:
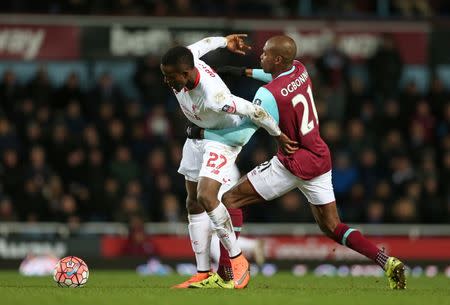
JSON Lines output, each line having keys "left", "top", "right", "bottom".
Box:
{"left": 197, "top": 176, "right": 222, "bottom": 210}
{"left": 297, "top": 170, "right": 335, "bottom": 206}
{"left": 217, "top": 163, "right": 240, "bottom": 200}
{"left": 198, "top": 140, "right": 241, "bottom": 189}
{"left": 247, "top": 156, "right": 299, "bottom": 201}
{"left": 222, "top": 174, "right": 263, "bottom": 208}
{"left": 178, "top": 139, "right": 203, "bottom": 182}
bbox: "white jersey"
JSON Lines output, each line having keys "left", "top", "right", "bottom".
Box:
{"left": 173, "top": 37, "right": 244, "bottom": 129}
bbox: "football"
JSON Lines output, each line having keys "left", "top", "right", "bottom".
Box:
{"left": 53, "top": 256, "right": 89, "bottom": 288}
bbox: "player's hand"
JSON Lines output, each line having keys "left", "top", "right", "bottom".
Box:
{"left": 186, "top": 124, "right": 204, "bottom": 139}
{"left": 276, "top": 133, "right": 299, "bottom": 155}
{"left": 225, "top": 34, "right": 252, "bottom": 55}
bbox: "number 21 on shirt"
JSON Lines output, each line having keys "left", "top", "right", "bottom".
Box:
{"left": 291, "top": 85, "right": 319, "bottom": 136}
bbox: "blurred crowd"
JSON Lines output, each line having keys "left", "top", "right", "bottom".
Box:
{"left": 0, "top": 34, "right": 449, "bottom": 226}
{"left": 1, "top": 0, "right": 449, "bottom": 18}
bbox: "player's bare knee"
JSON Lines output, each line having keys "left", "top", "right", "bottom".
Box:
{"left": 221, "top": 191, "right": 232, "bottom": 207}
{"left": 222, "top": 191, "right": 240, "bottom": 209}
{"left": 197, "top": 192, "right": 216, "bottom": 211}
{"left": 317, "top": 221, "right": 332, "bottom": 236}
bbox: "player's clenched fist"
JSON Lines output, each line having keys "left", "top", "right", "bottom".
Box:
{"left": 226, "top": 34, "right": 252, "bottom": 55}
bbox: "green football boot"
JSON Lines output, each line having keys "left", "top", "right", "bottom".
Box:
{"left": 188, "top": 272, "right": 234, "bottom": 289}
{"left": 385, "top": 257, "right": 406, "bottom": 289}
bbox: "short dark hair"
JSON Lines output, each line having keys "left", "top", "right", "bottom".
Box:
{"left": 161, "top": 46, "right": 194, "bottom": 69}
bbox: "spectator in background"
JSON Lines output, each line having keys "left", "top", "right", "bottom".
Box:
{"left": 43, "top": 175, "right": 65, "bottom": 218}
{"left": 81, "top": 124, "right": 102, "bottom": 150}
{"left": 125, "top": 179, "right": 149, "bottom": 214}
{"left": 90, "top": 72, "right": 124, "bottom": 108}
{"left": 378, "top": 99, "right": 404, "bottom": 135}
{"left": 110, "top": 146, "right": 140, "bottom": 187}
{"left": 358, "top": 147, "right": 382, "bottom": 199}
{"left": 114, "top": 195, "right": 146, "bottom": 223}
{"left": 64, "top": 100, "right": 86, "bottom": 135}
{"left": 35, "top": 105, "right": 52, "bottom": 134}
{"left": 144, "top": 103, "right": 172, "bottom": 143}
{"left": 365, "top": 199, "right": 385, "bottom": 224}
{"left": 0, "top": 70, "right": 22, "bottom": 119}
{"left": 0, "top": 197, "right": 17, "bottom": 222}
{"left": 389, "top": 154, "right": 416, "bottom": 194}
{"left": 436, "top": 102, "right": 450, "bottom": 140}
{"left": 15, "top": 99, "right": 36, "bottom": 130}
{"left": 26, "top": 67, "right": 53, "bottom": 107}
{"left": 55, "top": 72, "right": 85, "bottom": 112}
{"left": 316, "top": 33, "right": 350, "bottom": 120}
{"left": 374, "top": 180, "right": 394, "bottom": 207}
{"left": 160, "top": 193, "right": 182, "bottom": 223}
{"left": 104, "top": 118, "right": 128, "bottom": 157}
{"left": 99, "top": 177, "right": 121, "bottom": 220}
{"left": 343, "top": 183, "right": 366, "bottom": 222}
{"left": 47, "top": 123, "right": 71, "bottom": 174}
{"left": 411, "top": 100, "right": 436, "bottom": 145}
{"left": 321, "top": 121, "right": 343, "bottom": 152}
{"left": 58, "top": 194, "right": 81, "bottom": 232}
{"left": 332, "top": 151, "right": 359, "bottom": 202}
{"left": 130, "top": 121, "right": 152, "bottom": 162}
{"left": 85, "top": 149, "right": 108, "bottom": 220}
{"left": 427, "top": 76, "right": 449, "bottom": 119}
{"left": 24, "top": 121, "right": 45, "bottom": 151}
{"left": 133, "top": 54, "right": 168, "bottom": 104}
{"left": 17, "top": 178, "right": 49, "bottom": 221}
{"left": 420, "top": 175, "right": 445, "bottom": 223}
{"left": 0, "top": 117, "right": 20, "bottom": 151}
{"left": 345, "top": 118, "right": 373, "bottom": 158}
{"left": 1, "top": 148, "right": 23, "bottom": 199}
{"left": 123, "top": 216, "right": 154, "bottom": 257}
{"left": 392, "top": 197, "right": 418, "bottom": 223}
{"left": 26, "top": 146, "right": 52, "bottom": 189}
{"left": 368, "top": 33, "right": 403, "bottom": 101}
{"left": 399, "top": 81, "right": 422, "bottom": 119}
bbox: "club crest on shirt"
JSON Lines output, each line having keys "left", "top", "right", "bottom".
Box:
{"left": 253, "top": 99, "right": 262, "bottom": 106}
{"left": 222, "top": 104, "right": 236, "bottom": 113}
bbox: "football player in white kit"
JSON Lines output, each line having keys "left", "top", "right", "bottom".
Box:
{"left": 161, "top": 34, "right": 296, "bottom": 289}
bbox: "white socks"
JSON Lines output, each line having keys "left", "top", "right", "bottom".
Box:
{"left": 188, "top": 212, "right": 212, "bottom": 272}
{"left": 207, "top": 203, "right": 241, "bottom": 257}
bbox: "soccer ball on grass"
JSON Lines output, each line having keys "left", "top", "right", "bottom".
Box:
{"left": 53, "top": 256, "right": 89, "bottom": 288}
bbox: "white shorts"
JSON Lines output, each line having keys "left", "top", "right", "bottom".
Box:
{"left": 247, "top": 156, "right": 335, "bottom": 205}
{"left": 178, "top": 139, "right": 242, "bottom": 190}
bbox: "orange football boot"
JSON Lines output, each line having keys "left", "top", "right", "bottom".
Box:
{"left": 172, "top": 272, "right": 211, "bottom": 289}
{"left": 230, "top": 253, "right": 250, "bottom": 289}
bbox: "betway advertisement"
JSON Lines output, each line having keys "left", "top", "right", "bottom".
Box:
{"left": 0, "top": 24, "right": 80, "bottom": 60}
{"left": 81, "top": 22, "right": 428, "bottom": 64}
{"left": 0, "top": 21, "right": 430, "bottom": 63}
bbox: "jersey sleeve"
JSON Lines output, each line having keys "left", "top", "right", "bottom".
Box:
{"left": 251, "top": 69, "right": 273, "bottom": 83}
{"left": 204, "top": 119, "right": 258, "bottom": 147}
{"left": 187, "top": 37, "right": 227, "bottom": 59}
{"left": 204, "top": 87, "right": 280, "bottom": 146}
{"left": 205, "top": 90, "right": 281, "bottom": 136}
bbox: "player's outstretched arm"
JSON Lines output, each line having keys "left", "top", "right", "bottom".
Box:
{"left": 216, "top": 66, "right": 272, "bottom": 83}
{"left": 187, "top": 34, "right": 251, "bottom": 59}
{"left": 209, "top": 91, "right": 281, "bottom": 137}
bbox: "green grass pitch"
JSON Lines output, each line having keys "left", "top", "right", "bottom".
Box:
{"left": 1, "top": 271, "right": 449, "bottom": 305}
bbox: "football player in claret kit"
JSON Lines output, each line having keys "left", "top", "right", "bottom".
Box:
{"left": 160, "top": 34, "right": 296, "bottom": 289}
{"left": 197, "top": 35, "right": 406, "bottom": 290}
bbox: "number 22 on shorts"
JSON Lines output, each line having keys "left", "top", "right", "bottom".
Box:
{"left": 206, "top": 152, "right": 227, "bottom": 175}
